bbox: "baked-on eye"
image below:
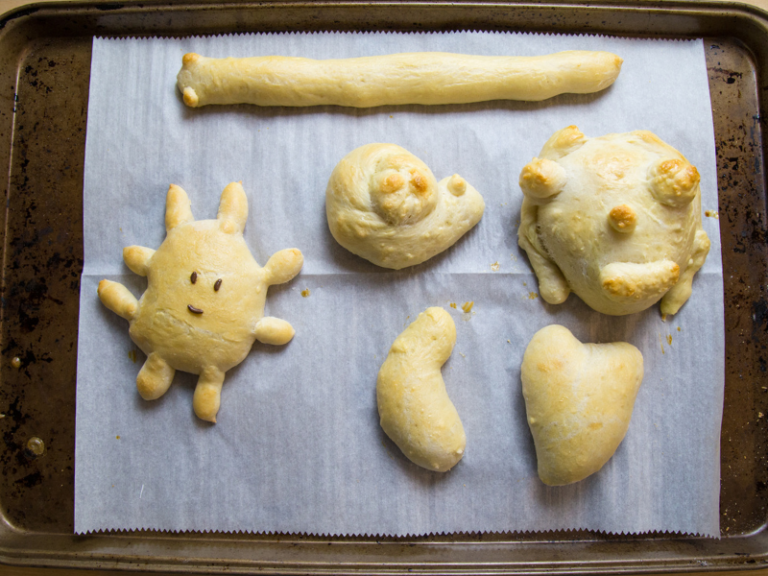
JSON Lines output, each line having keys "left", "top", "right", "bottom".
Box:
{"left": 214, "top": 279, "right": 222, "bottom": 291}
{"left": 191, "top": 271, "right": 197, "bottom": 284}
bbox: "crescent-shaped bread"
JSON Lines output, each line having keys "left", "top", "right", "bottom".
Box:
{"left": 326, "top": 143, "right": 485, "bottom": 269}
{"left": 521, "top": 325, "right": 644, "bottom": 486}
{"left": 517, "top": 126, "right": 710, "bottom": 316}
{"left": 177, "top": 51, "right": 622, "bottom": 108}
{"left": 377, "top": 307, "right": 466, "bottom": 472}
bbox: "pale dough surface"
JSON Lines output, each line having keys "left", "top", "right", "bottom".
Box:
{"left": 97, "top": 182, "right": 303, "bottom": 423}
{"left": 177, "top": 51, "right": 622, "bottom": 108}
{"left": 326, "top": 143, "right": 485, "bottom": 269}
{"left": 521, "top": 325, "right": 644, "bottom": 486}
{"left": 377, "top": 307, "right": 466, "bottom": 472}
{"left": 518, "top": 126, "right": 710, "bottom": 316}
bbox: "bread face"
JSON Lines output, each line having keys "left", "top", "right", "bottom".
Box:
{"left": 521, "top": 325, "right": 644, "bottom": 486}
{"left": 326, "top": 143, "right": 485, "bottom": 269}
{"left": 177, "top": 51, "right": 622, "bottom": 109}
{"left": 98, "top": 183, "right": 303, "bottom": 423}
{"left": 518, "top": 127, "right": 710, "bottom": 316}
{"left": 377, "top": 307, "right": 466, "bottom": 472}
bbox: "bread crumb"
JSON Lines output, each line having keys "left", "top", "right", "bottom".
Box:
{"left": 490, "top": 261, "right": 500, "bottom": 271}
{"left": 528, "top": 292, "right": 538, "bottom": 300}
{"left": 461, "top": 301, "right": 474, "bottom": 313}
{"left": 301, "top": 289, "right": 311, "bottom": 297}
{"left": 705, "top": 210, "right": 719, "bottom": 219}
{"left": 449, "top": 302, "right": 457, "bottom": 309}
{"left": 667, "top": 334, "right": 672, "bottom": 345}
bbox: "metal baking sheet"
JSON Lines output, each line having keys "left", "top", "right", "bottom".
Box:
{"left": 0, "top": 0, "right": 766, "bottom": 572}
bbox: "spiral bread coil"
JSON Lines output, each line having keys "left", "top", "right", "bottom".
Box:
{"left": 326, "top": 143, "right": 485, "bottom": 269}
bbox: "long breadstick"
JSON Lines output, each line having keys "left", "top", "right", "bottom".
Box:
{"left": 177, "top": 51, "right": 622, "bottom": 108}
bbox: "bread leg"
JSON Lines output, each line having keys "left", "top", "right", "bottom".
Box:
{"left": 193, "top": 367, "right": 226, "bottom": 423}
{"left": 136, "top": 352, "right": 175, "bottom": 400}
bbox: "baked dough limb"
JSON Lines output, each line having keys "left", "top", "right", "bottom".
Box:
{"left": 377, "top": 307, "right": 466, "bottom": 472}
{"left": 517, "top": 126, "right": 710, "bottom": 316}
{"left": 326, "top": 143, "right": 485, "bottom": 269}
{"left": 98, "top": 182, "right": 303, "bottom": 423}
{"left": 177, "top": 51, "right": 623, "bottom": 108}
{"left": 521, "top": 325, "right": 644, "bottom": 486}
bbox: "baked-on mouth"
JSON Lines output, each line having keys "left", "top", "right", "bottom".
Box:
{"left": 188, "top": 304, "right": 204, "bottom": 314}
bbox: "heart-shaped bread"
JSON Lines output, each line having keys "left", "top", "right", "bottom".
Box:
{"left": 521, "top": 325, "right": 644, "bottom": 486}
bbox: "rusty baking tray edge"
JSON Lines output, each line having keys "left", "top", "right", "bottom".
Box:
{"left": 0, "top": 0, "right": 767, "bottom": 573}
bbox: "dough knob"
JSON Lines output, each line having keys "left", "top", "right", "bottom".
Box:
{"left": 447, "top": 174, "right": 467, "bottom": 196}
{"left": 182, "top": 87, "right": 199, "bottom": 107}
{"left": 608, "top": 204, "right": 637, "bottom": 233}
{"left": 647, "top": 158, "right": 699, "bottom": 208}
{"left": 540, "top": 125, "right": 587, "bottom": 159}
{"left": 519, "top": 158, "right": 567, "bottom": 201}
{"left": 182, "top": 53, "right": 200, "bottom": 66}
{"left": 371, "top": 161, "right": 437, "bottom": 226}
{"left": 377, "top": 172, "right": 405, "bottom": 194}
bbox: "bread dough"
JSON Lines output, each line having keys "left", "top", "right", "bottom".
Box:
{"left": 177, "top": 51, "right": 623, "bottom": 108}
{"left": 377, "top": 307, "right": 466, "bottom": 472}
{"left": 326, "top": 143, "right": 485, "bottom": 269}
{"left": 521, "top": 325, "right": 644, "bottom": 486}
{"left": 517, "top": 126, "right": 710, "bottom": 316}
{"left": 97, "top": 182, "right": 303, "bottom": 423}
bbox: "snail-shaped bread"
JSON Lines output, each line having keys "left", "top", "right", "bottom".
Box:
{"left": 518, "top": 126, "right": 710, "bottom": 316}
{"left": 326, "top": 143, "right": 485, "bottom": 269}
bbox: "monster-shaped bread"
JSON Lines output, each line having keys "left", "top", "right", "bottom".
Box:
{"left": 326, "top": 143, "right": 485, "bottom": 269}
{"left": 98, "top": 182, "right": 303, "bottom": 423}
{"left": 518, "top": 126, "right": 710, "bottom": 316}
{"left": 377, "top": 307, "right": 466, "bottom": 472}
{"left": 177, "top": 51, "right": 623, "bottom": 108}
{"left": 521, "top": 325, "right": 644, "bottom": 486}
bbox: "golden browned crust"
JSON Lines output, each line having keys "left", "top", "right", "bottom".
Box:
{"left": 608, "top": 204, "right": 637, "bottom": 233}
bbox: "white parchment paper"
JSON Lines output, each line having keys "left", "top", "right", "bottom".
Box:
{"left": 75, "top": 32, "right": 724, "bottom": 536}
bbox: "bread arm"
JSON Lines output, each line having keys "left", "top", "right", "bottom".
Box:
{"left": 178, "top": 50, "right": 623, "bottom": 108}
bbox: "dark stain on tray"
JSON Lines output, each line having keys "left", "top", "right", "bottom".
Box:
{"left": 0, "top": 39, "right": 90, "bottom": 531}
{"left": 708, "top": 42, "right": 768, "bottom": 536}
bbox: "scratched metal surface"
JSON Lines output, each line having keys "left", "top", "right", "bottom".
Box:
{"left": 0, "top": 1, "right": 765, "bottom": 573}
